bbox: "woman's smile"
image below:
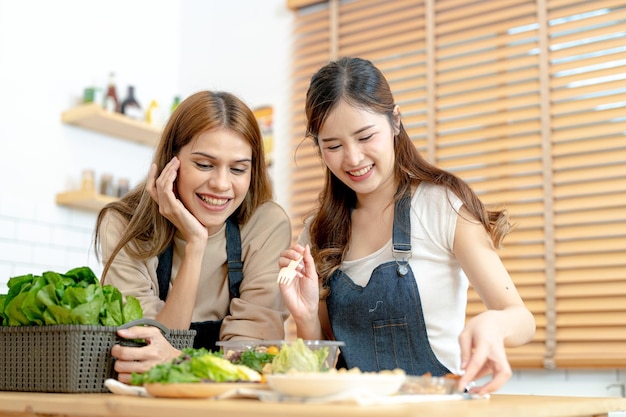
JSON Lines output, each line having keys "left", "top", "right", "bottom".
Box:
{"left": 346, "top": 164, "right": 374, "bottom": 181}
{"left": 197, "top": 193, "right": 231, "bottom": 209}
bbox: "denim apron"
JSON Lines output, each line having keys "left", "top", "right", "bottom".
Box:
{"left": 326, "top": 191, "right": 450, "bottom": 376}
{"left": 156, "top": 218, "right": 243, "bottom": 352}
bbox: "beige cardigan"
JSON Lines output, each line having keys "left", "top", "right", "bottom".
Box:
{"left": 100, "top": 201, "right": 291, "bottom": 341}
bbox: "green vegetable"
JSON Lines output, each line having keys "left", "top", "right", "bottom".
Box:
{"left": 0, "top": 294, "right": 5, "bottom": 325}
{"left": 131, "top": 348, "right": 262, "bottom": 385}
{"left": 0, "top": 266, "right": 143, "bottom": 327}
{"left": 122, "top": 294, "right": 142, "bottom": 324}
{"left": 271, "top": 338, "right": 329, "bottom": 373}
{"left": 235, "top": 350, "right": 277, "bottom": 373}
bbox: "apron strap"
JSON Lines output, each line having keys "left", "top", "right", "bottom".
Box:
{"left": 392, "top": 189, "right": 412, "bottom": 276}
{"left": 156, "top": 244, "right": 173, "bottom": 301}
{"left": 225, "top": 217, "right": 244, "bottom": 298}
{"left": 156, "top": 217, "right": 243, "bottom": 301}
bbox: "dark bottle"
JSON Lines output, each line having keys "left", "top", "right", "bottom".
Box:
{"left": 117, "top": 178, "right": 130, "bottom": 197}
{"left": 103, "top": 72, "right": 119, "bottom": 112}
{"left": 120, "top": 85, "right": 143, "bottom": 120}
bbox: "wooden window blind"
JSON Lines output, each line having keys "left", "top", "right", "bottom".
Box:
{"left": 286, "top": 0, "right": 626, "bottom": 369}
{"left": 289, "top": 3, "right": 332, "bottom": 236}
{"left": 434, "top": 0, "right": 547, "bottom": 368}
{"left": 547, "top": 0, "right": 626, "bottom": 367}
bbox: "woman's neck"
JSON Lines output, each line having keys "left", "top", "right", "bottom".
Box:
{"left": 354, "top": 180, "right": 398, "bottom": 214}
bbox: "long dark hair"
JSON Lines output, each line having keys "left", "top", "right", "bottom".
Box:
{"left": 94, "top": 90, "right": 272, "bottom": 281}
{"left": 305, "top": 57, "right": 511, "bottom": 296}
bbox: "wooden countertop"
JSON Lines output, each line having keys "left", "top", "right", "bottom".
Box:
{"left": 0, "top": 391, "right": 625, "bottom": 417}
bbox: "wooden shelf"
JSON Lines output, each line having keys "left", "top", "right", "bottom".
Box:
{"left": 55, "top": 190, "right": 118, "bottom": 212}
{"left": 61, "top": 103, "right": 161, "bottom": 146}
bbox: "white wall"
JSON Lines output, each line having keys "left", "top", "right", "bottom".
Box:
{"left": 0, "top": 0, "right": 183, "bottom": 282}
{"left": 0, "top": 0, "right": 291, "bottom": 284}
{"left": 0, "top": 0, "right": 623, "bottom": 402}
{"left": 176, "top": 0, "right": 292, "bottom": 209}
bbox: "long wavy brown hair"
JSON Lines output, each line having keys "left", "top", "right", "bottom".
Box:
{"left": 304, "top": 57, "right": 512, "bottom": 297}
{"left": 94, "top": 90, "right": 272, "bottom": 281}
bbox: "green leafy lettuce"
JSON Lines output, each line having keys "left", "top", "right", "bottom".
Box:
{"left": 235, "top": 350, "right": 277, "bottom": 373}
{"left": 0, "top": 266, "right": 142, "bottom": 327}
{"left": 131, "top": 348, "right": 261, "bottom": 385}
{"left": 271, "top": 338, "right": 329, "bottom": 373}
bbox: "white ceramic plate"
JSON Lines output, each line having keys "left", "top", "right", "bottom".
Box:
{"left": 265, "top": 372, "right": 406, "bottom": 399}
{"left": 145, "top": 382, "right": 268, "bottom": 398}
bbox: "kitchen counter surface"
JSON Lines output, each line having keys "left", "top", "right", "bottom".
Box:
{"left": 1, "top": 391, "right": 625, "bottom": 417}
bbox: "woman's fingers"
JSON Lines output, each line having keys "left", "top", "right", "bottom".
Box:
{"left": 112, "top": 326, "right": 182, "bottom": 383}
{"left": 147, "top": 158, "right": 180, "bottom": 206}
{"left": 146, "top": 163, "right": 158, "bottom": 202}
{"left": 117, "top": 325, "right": 162, "bottom": 340}
{"left": 116, "top": 372, "right": 133, "bottom": 384}
{"left": 278, "top": 246, "right": 305, "bottom": 268}
{"left": 155, "top": 158, "right": 179, "bottom": 191}
{"left": 302, "top": 244, "right": 316, "bottom": 277}
{"left": 458, "top": 330, "right": 512, "bottom": 395}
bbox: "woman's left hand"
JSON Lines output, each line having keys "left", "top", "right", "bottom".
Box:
{"left": 453, "top": 206, "right": 535, "bottom": 395}
{"left": 457, "top": 310, "right": 512, "bottom": 395}
{"left": 111, "top": 325, "right": 181, "bottom": 384}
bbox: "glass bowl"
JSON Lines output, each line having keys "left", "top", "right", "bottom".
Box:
{"left": 399, "top": 374, "right": 463, "bottom": 395}
{"left": 216, "top": 339, "right": 344, "bottom": 371}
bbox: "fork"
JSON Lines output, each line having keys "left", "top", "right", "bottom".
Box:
{"left": 276, "top": 256, "right": 303, "bottom": 285}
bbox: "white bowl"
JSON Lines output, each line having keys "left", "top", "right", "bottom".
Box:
{"left": 265, "top": 371, "right": 406, "bottom": 398}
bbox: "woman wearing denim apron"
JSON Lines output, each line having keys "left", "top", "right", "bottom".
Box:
{"left": 94, "top": 91, "right": 291, "bottom": 383}
{"left": 278, "top": 57, "right": 536, "bottom": 395}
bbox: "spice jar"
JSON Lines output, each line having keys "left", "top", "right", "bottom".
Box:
{"left": 117, "top": 178, "right": 130, "bottom": 197}
{"left": 99, "top": 173, "right": 115, "bottom": 196}
{"left": 81, "top": 169, "right": 95, "bottom": 192}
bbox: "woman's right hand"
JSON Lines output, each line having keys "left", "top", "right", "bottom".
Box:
{"left": 278, "top": 244, "right": 320, "bottom": 324}
{"left": 146, "top": 157, "right": 206, "bottom": 329}
{"left": 111, "top": 325, "right": 181, "bottom": 384}
{"left": 146, "top": 158, "right": 208, "bottom": 245}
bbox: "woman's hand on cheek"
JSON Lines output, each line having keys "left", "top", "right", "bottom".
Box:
{"left": 147, "top": 159, "right": 179, "bottom": 206}
{"left": 146, "top": 158, "right": 207, "bottom": 244}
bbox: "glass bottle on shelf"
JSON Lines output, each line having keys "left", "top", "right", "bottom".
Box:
{"left": 171, "top": 96, "right": 180, "bottom": 114}
{"left": 103, "top": 72, "right": 119, "bottom": 113}
{"left": 120, "top": 85, "right": 143, "bottom": 120}
{"left": 81, "top": 169, "right": 95, "bottom": 192}
{"left": 99, "top": 173, "right": 115, "bottom": 196}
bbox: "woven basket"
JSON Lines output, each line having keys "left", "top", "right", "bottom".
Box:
{"left": 0, "top": 318, "right": 195, "bottom": 393}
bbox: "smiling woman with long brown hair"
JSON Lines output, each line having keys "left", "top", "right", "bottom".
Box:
{"left": 94, "top": 91, "right": 291, "bottom": 383}
{"left": 278, "top": 57, "right": 535, "bottom": 395}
